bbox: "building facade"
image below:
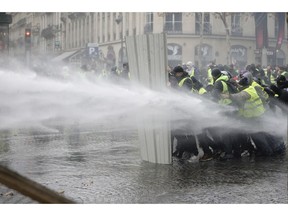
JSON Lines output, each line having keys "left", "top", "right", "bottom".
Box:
{"left": 8, "top": 12, "right": 288, "bottom": 70}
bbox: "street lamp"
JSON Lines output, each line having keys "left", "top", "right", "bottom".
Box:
{"left": 115, "top": 13, "right": 124, "bottom": 69}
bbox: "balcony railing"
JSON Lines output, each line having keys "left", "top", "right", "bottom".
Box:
{"left": 231, "top": 25, "right": 243, "bottom": 36}
{"left": 163, "top": 23, "right": 182, "bottom": 34}
{"left": 195, "top": 23, "right": 212, "bottom": 35}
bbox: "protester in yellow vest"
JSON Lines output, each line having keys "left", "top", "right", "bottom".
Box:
{"left": 222, "top": 72, "right": 266, "bottom": 119}
{"left": 171, "top": 65, "right": 207, "bottom": 95}
{"left": 210, "top": 68, "right": 234, "bottom": 105}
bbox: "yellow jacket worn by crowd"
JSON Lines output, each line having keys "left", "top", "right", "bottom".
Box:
{"left": 238, "top": 85, "right": 266, "bottom": 118}
{"left": 213, "top": 74, "right": 233, "bottom": 105}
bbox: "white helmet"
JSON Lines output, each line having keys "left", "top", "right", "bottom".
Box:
{"left": 186, "top": 61, "right": 193, "bottom": 67}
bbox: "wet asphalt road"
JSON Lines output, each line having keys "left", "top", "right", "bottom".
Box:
{"left": 0, "top": 126, "right": 287, "bottom": 204}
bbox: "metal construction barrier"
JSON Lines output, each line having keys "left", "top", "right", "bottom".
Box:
{"left": 126, "top": 33, "right": 172, "bottom": 164}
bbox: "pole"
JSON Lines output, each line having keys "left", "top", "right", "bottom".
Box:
{"left": 261, "top": 47, "right": 267, "bottom": 66}
{"left": 198, "top": 12, "right": 204, "bottom": 69}
{"left": 121, "top": 16, "right": 124, "bottom": 69}
{"left": 116, "top": 13, "right": 124, "bottom": 69}
{"left": 25, "top": 50, "right": 31, "bottom": 67}
{"left": 286, "top": 115, "right": 288, "bottom": 145}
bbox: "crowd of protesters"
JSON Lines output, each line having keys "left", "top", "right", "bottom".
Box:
{"left": 37, "top": 59, "right": 287, "bottom": 162}
{"left": 168, "top": 61, "right": 287, "bottom": 162}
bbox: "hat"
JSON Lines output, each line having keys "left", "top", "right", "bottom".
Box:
{"left": 173, "top": 66, "right": 184, "bottom": 73}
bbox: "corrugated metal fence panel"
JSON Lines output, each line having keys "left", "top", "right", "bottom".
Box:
{"left": 126, "top": 35, "right": 149, "bottom": 161}
{"left": 148, "top": 34, "right": 168, "bottom": 90}
{"left": 136, "top": 35, "right": 151, "bottom": 88}
{"left": 126, "top": 36, "right": 140, "bottom": 82}
{"left": 126, "top": 33, "right": 171, "bottom": 164}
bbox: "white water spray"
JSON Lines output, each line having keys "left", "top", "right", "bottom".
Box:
{"left": 0, "top": 62, "right": 287, "bottom": 138}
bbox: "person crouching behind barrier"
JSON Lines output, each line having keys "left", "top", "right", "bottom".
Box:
{"left": 169, "top": 66, "right": 199, "bottom": 159}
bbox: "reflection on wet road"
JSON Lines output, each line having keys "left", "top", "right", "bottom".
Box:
{"left": 0, "top": 126, "right": 287, "bottom": 204}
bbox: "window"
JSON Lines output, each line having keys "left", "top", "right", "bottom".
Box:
{"left": 164, "top": 13, "right": 182, "bottom": 33}
{"left": 274, "top": 14, "right": 279, "bottom": 38}
{"left": 195, "top": 13, "right": 211, "bottom": 35}
{"left": 231, "top": 13, "right": 242, "bottom": 36}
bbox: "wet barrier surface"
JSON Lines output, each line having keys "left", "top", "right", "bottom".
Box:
{"left": 0, "top": 126, "right": 287, "bottom": 204}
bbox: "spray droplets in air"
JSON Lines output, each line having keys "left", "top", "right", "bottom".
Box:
{"left": 0, "top": 62, "right": 287, "bottom": 137}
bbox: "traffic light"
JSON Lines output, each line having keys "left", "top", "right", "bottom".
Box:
{"left": 25, "top": 29, "right": 31, "bottom": 37}
{"left": 25, "top": 28, "right": 31, "bottom": 49}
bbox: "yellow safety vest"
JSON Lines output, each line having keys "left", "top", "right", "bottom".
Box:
{"left": 198, "top": 87, "right": 207, "bottom": 95}
{"left": 189, "top": 68, "right": 195, "bottom": 78}
{"left": 281, "top": 71, "right": 288, "bottom": 79}
{"left": 215, "top": 75, "right": 232, "bottom": 105}
{"left": 207, "top": 68, "right": 213, "bottom": 85}
{"left": 270, "top": 74, "right": 276, "bottom": 84}
{"left": 238, "top": 86, "right": 265, "bottom": 118}
{"left": 251, "top": 80, "right": 269, "bottom": 101}
{"left": 178, "top": 77, "right": 190, "bottom": 87}
{"left": 179, "top": 77, "right": 206, "bottom": 95}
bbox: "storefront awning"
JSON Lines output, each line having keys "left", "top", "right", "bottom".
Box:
{"left": 51, "top": 50, "right": 79, "bottom": 62}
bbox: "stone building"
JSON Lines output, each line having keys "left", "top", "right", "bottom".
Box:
{"left": 8, "top": 12, "right": 288, "bottom": 70}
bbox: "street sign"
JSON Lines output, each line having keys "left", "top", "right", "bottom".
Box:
{"left": 89, "top": 47, "right": 98, "bottom": 55}
{"left": 87, "top": 43, "right": 99, "bottom": 58}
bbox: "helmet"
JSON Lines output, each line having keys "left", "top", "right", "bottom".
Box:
{"left": 238, "top": 71, "right": 253, "bottom": 86}
{"left": 186, "top": 61, "right": 193, "bottom": 67}
{"left": 211, "top": 68, "right": 221, "bottom": 78}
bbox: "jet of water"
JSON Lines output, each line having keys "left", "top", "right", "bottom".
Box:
{"left": 0, "top": 61, "right": 287, "bottom": 139}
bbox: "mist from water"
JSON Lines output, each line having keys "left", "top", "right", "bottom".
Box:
{"left": 0, "top": 60, "right": 287, "bottom": 138}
